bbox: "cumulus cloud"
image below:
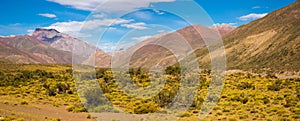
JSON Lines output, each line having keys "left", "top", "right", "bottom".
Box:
{"left": 47, "top": 0, "right": 175, "bottom": 12}
{"left": 209, "top": 23, "right": 237, "bottom": 36}
{"left": 43, "top": 21, "right": 86, "bottom": 37}
{"left": 92, "top": 14, "right": 106, "bottom": 18}
{"left": 83, "top": 19, "right": 133, "bottom": 30}
{"left": 212, "top": 23, "right": 237, "bottom": 26}
{"left": 44, "top": 18, "right": 132, "bottom": 31}
{"left": 27, "top": 29, "right": 35, "bottom": 35}
{"left": 45, "top": 21, "right": 83, "bottom": 32}
{"left": 252, "top": 6, "right": 261, "bottom": 9}
{"left": 239, "top": 13, "right": 268, "bottom": 21}
{"left": 158, "top": 30, "right": 166, "bottom": 33}
{"left": 38, "top": 13, "right": 57, "bottom": 18}
{"left": 121, "top": 22, "right": 147, "bottom": 30}
{"left": 42, "top": 19, "right": 138, "bottom": 38}
{"left": 0, "top": 35, "right": 16, "bottom": 38}
{"left": 210, "top": 23, "right": 237, "bottom": 29}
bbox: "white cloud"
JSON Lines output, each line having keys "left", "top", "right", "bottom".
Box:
{"left": 44, "top": 18, "right": 132, "bottom": 32}
{"left": 71, "top": 32, "right": 92, "bottom": 38}
{"left": 239, "top": 13, "right": 268, "bottom": 21}
{"left": 38, "top": 13, "right": 57, "bottom": 18}
{"left": 0, "top": 35, "right": 16, "bottom": 38}
{"left": 92, "top": 14, "right": 106, "bottom": 18}
{"left": 252, "top": 6, "right": 261, "bottom": 9}
{"left": 132, "top": 11, "right": 152, "bottom": 20}
{"left": 153, "top": 9, "right": 165, "bottom": 15}
{"left": 121, "top": 22, "right": 147, "bottom": 30}
{"left": 98, "top": 42, "right": 117, "bottom": 52}
{"left": 9, "top": 23, "right": 21, "bottom": 26}
{"left": 158, "top": 30, "right": 166, "bottom": 33}
{"left": 108, "top": 27, "right": 117, "bottom": 30}
{"left": 42, "top": 18, "right": 134, "bottom": 38}
{"left": 45, "top": 21, "right": 83, "bottom": 32}
{"left": 132, "top": 35, "right": 152, "bottom": 41}
{"left": 212, "top": 23, "right": 237, "bottom": 26}
{"left": 43, "top": 21, "right": 86, "bottom": 38}
{"left": 47, "top": 0, "right": 175, "bottom": 12}
{"left": 114, "top": 19, "right": 134, "bottom": 25}
{"left": 82, "top": 19, "right": 133, "bottom": 30}
{"left": 27, "top": 29, "right": 35, "bottom": 35}
{"left": 209, "top": 23, "right": 237, "bottom": 31}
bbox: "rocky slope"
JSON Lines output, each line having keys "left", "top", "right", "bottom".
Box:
{"left": 0, "top": 35, "right": 73, "bottom": 64}
{"left": 196, "top": 0, "right": 300, "bottom": 71}
{"left": 115, "top": 0, "right": 299, "bottom": 71}
{"left": 0, "top": 29, "right": 110, "bottom": 66}
{"left": 32, "top": 28, "right": 98, "bottom": 58}
{"left": 112, "top": 24, "right": 224, "bottom": 69}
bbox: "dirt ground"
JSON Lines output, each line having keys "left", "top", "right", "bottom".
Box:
{"left": 0, "top": 97, "right": 94, "bottom": 121}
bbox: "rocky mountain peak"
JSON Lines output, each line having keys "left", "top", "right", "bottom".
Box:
{"left": 32, "top": 28, "right": 64, "bottom": 44}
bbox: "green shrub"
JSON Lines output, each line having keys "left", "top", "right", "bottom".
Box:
{"left": 93, "top": 105, "right": 114, "bottom": 112}
{"left": 66, "top": 105, "right": 75, "bottom": 112}
{"left": 263, "top": 97, "right": 270, "bottom": 104}
{"left": 238, "top": 82, "right": 255, "bottom": 90}
{"left": 177, "top": 112, "right": 191, "bottom": 117}
{"left": 291, "top": 108, "right": 300, "bottom": 114}
{"left": 165, "top": 66, "right": 181, "bottom": 75}
{"left": 20, "top": 100, "right": 28, "bottom": 105}
{"left": 267, "top": 80, "right": 283, "bottom": 91}
{"left": 66, "top": 104, "right": 87, "bottom": 112}
{"left": 17, "top": 118, "right": 25, "bottom": 121}
{"left": 50, "top": 118, "right": 61, "bottom": 121}
{"left": 74, "top": 106, "right": 87, "bottom": 112}
{"left": 87, "top": 114, "right": 91, "bottom": 119}
{"left": 230, "top": 94, "right": 249, "bottom": 104}
{"left": 228, "top": 117, "right": 237, "bottom": 121}
{"left": 277, "top": 117, "right": 292, "bottom": 121}
{"left": 222, "top": 108, "right": 230, "bottom": 112}
{"left": 133, "top": 102, "right": 159, "bottom": 114}
{"left": 84, "top": 88, "right": 109, "bottom": 108}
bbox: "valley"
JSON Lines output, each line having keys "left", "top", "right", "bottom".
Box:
{"left": 0, "top": 0, "right": 299, "bottom": 121}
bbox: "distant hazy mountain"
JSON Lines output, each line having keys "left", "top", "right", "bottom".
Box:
{"left": 0, "top": 29, "right": 110, "bottom": 66}
{"left": 209, "top": 24, "right": 236, "bottom": 36}
{"left": 32, "top": 28, "right": 97, "bottom": 58}
{"left": 1, "top": 1, "right": 298, "bottom": 71}
{"left": 0, "top": 35, "right": 73, "bottom": 64}
{"left": 112, "top": 24, "right": 227, "bottom": 69}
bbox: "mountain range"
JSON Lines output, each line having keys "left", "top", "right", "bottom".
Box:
{"left": 0, "top": 28, "right": 110, "bottom": 67}
{"left": 0, "top": 0, "right": 299, "bottom": 71}
{"left": 120, "top": 0, "right": 300, "bottom": 71}
{"left": 0, "top": 22, "right": 234, "bottom": 68}
{"left": 196, "top": 0, "right": 300, "bottom": 71}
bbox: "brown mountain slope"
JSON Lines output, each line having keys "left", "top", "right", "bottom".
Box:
{"left": 0, "top": 40, "right": 41, "bottom": 63}
{"left": 32, "top": 28, "right": 111, "bottom": 67}
{"left": 0, "top": 35, "right": 74, "bottom": 63}
{"left": 0, "top": 29, "right": 111, "bottom": 66}
{"left": 120, "top": 0, "right": 299, "bottom": 71}
{"left": 32, "top": 28, "right": 98, "bottom": 59}
{"left": 196, "top": 0, "right": 300, "bottom": 71}
{"left": 112, "top": 24, "right": 223, "bottom": 69}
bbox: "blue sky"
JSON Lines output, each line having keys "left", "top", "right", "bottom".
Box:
{"left": 0, "top": 0, "right": 296, "bottom": 51}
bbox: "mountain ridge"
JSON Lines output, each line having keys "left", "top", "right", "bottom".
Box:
{"left": 0, "top": 29, "right": 110, "bottom": 66}
{"left": 196, "top": 0, "right": 300, "bottom": 71}
{"left": 0, "top": 1, "right": 298, "bottom": 71}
